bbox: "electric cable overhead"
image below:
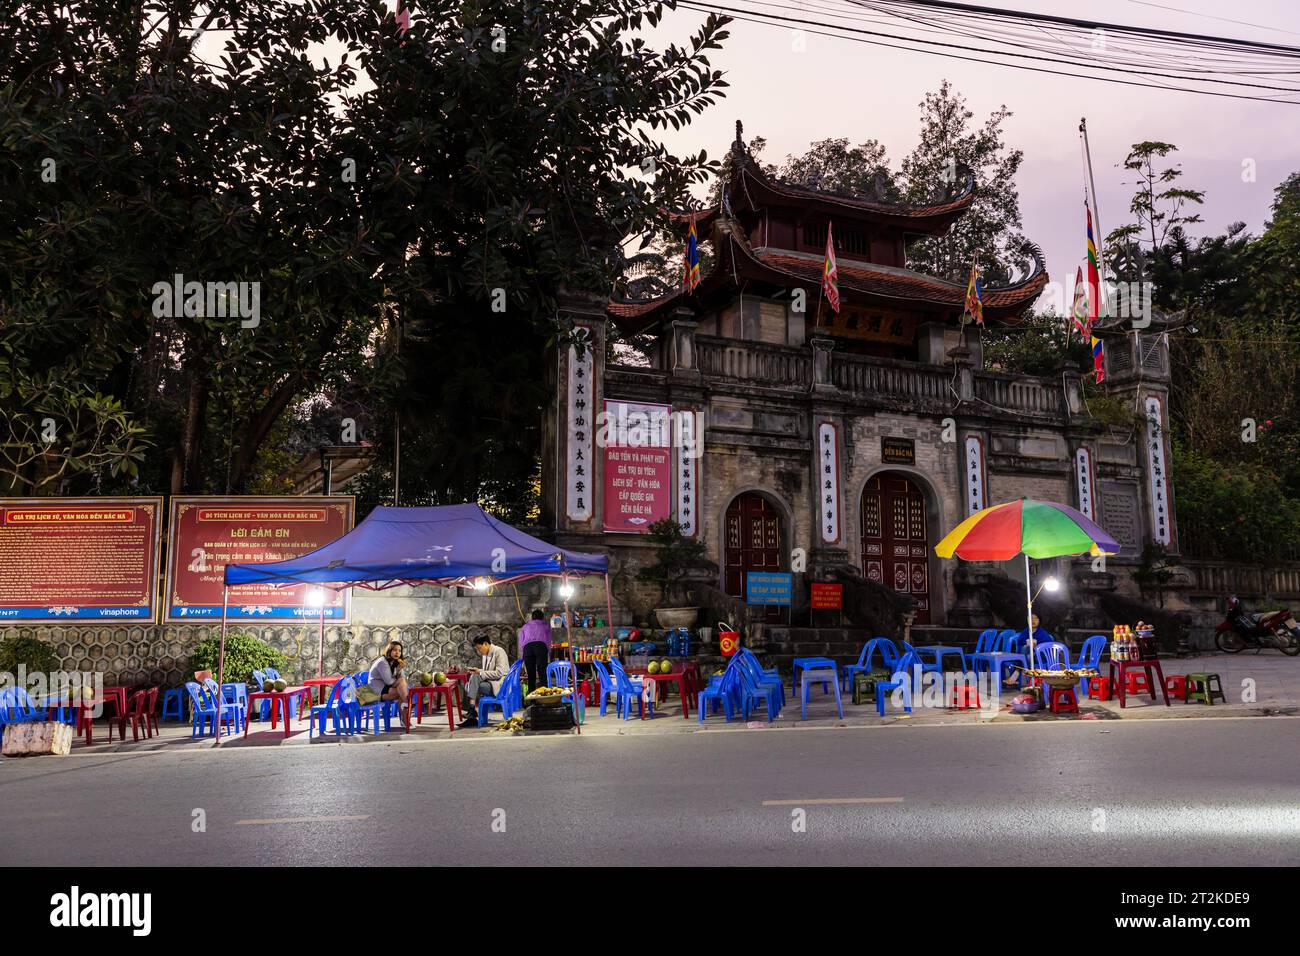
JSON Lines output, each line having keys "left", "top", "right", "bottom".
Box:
{"left": 676, "top": 0, "right": 1300, "bottom": 105}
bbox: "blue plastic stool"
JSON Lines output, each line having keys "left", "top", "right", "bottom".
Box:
{"left": 162, "top": 687, "right": 187, "bottom": 722}
{"left": 800, "top": 667, "right": 843, "bottom": 720}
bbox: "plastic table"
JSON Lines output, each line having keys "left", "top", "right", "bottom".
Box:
{"left": 38, "top": 694, "right": 117, "bottom": 747}
{"left": 244, "top": 686, "right": 312, "bottom": 737}
{"left": 304, "top": 676, "right": 344, "bottom": 704}
{"left": 409, "top": 683, "right": 461, "bottom": 731}
{"left": 1109, "top": 659, "right": 1171, "bottom": 708}
{"left": 971, "top": 652, "right": 1029, "bottom": 687}
{"left": 792, "top": 657, "right": 837, "bottom": 696}
{"left": 912, "top": 645, "right": 968, "bottom": 671}
{"left": 628, "top": 668, "right": 692, "bottom": 719}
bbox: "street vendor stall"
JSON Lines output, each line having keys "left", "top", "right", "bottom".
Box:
{"left": 218, "top": 503, "right": 610, "bottom": 733}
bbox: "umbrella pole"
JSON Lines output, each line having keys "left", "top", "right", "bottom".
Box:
{"left": 318, "top": 603, "right": 325, "bottom": 680}
{"left": 217, "top": 586, "right": 229, "bottom": 738}
{"left": 1024, "top": 553, "right": 1037, "bottom": 688}
{"left": 604, "top": 572, "right": 615, "bottom": 647}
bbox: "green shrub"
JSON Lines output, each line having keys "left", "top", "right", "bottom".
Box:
{"left": 0, "top": 635, "right": 60, "bottom": 680}
{"left": 188, "top": 632, "right": 286, "bottom": 687}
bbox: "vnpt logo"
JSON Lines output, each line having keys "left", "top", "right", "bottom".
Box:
{"left": 49, "top": 886, "right": 151, "bottom": 936}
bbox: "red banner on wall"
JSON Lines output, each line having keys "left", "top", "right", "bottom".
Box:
{"left": 164, "top": 496, "right": 354, "bottom": 624}
{"left": 0, "top": 498, "right": 162, "bottom": 623}
{"left": 810, "top": 582, "right": 843, "bottom": 610}
{"left": 602, "top": 400, "right": 672, "bottom": 534}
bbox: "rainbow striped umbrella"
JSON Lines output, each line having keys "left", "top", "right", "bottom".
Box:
{"left": 936, "top": 498, "right": 1118, "bottom": 561}
{"left": 936, "top": 499, "right": 1119, "bottom": 670}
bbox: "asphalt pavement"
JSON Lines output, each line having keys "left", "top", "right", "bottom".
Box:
{"left": 1, "top": 716, "right": 1297, "bottom": 866}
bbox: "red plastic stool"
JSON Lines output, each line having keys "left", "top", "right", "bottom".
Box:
{"left": 1048, "top": 687, "right": 1079, "bottom": 714}
{"left": 1164, "top": 675, "right": 1187, "bottom": 702}
{"left": 1088, "top": 677, "right": 1112, "bottom": 701}
{"left": 949, "top": 683, "right": 980, "bottom": 709}
{"left": 1124, "top": 671, "right": 1152, "bottom": 695}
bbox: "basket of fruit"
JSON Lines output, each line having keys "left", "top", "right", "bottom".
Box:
{"left": 1026, "top": 668, "right": 1099, "bottom": 689}
{"left": 525, "top": 686, "right": 569, "bottom": 704}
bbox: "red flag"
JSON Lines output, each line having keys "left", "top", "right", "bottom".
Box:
{"left": 1070, "top": 265, "right": 1090, "bottom": 338}
{"left": 396, "top": 3, "right": 411, "bottom": 36}
{"left": 822, "top": 223, "right": 840, "bottom": 314}
{"left": 963, "top": 256, "right": 984, "bottom": 326}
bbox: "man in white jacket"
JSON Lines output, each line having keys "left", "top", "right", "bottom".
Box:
{"left": 460, "top": 634, "right": 511, "bottom": 728}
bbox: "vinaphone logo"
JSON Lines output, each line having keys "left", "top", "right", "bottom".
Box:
{"left": 49, "top": 886, "right": 151, "bottom": 936}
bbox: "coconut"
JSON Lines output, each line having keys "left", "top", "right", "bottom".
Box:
{"left": 262, "top": 679, "right": 275, "bottom": 693}
{"left": 419, "top": 672, "right": 433, "bottom": 686}
{"left": 273, "top": 679, "right": 287, "bottom": 692}
{"left": 434, "top": 672, "right": 447, "bottom": 685}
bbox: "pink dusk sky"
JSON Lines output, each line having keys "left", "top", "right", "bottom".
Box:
{"left": 645, "top": 0, "right": 1300, "bottom": 301}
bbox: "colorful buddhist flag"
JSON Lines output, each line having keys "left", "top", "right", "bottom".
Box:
{"left": 1091, "top": 334, "right": 1105, "bottom": 383}
{"left": 822, "top": 222, "right": 840, "bottom": 314}
{"left": 1070, "top": 265, "right": 1090, "bottom": 337}
{"left": 964, "top": 255, "right": 984, "bottom": 326}
{"left": 1086, "top": 202, "right": 1102, "bottom": 325}
{"left": 684, "top": 218, "right": 701, "bottom": 292}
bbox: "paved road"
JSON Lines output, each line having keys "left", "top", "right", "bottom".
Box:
{"left": 2, "top": 717, "right": 1297, "bottom": 865}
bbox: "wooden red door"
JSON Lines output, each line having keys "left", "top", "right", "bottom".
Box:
{"left": 724, "top": 493, "right": 784, "bottom": 622}
{"left": 860, "top": 473, "right": 931, "bottom": 623}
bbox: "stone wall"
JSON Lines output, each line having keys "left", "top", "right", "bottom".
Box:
{"left": 1, "top": 580, "right": 635, "bottom": 687}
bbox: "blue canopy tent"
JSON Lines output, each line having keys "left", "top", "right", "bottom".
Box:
{"left": 217, "top": 504, "right": 611, "bottom": 721}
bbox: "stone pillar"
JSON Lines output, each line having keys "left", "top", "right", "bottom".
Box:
{"left": 809, "top": 333, "right": 836, "bottom": 395}
{"left": 949, "top": 346, "right": 975, "bottom": 403}
{"left": 1060, "top": 359, "right": 1084, "bottom": 416}
{"left": 549, "top": 292, "right": 608, "bottom": 542}
{"left": 669, "top": 308, "right": 701, "bottom": 382}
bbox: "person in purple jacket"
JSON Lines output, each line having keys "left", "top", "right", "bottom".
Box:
{"left": 519, "top": 608, "right": 552, "bottom": 693}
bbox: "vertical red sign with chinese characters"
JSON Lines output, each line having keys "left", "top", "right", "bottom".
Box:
{"left": 164, "top": 496, "right": 354, "bottom": 623}
{"left": 602, "top": 400, "right": 672, "bottom": 533}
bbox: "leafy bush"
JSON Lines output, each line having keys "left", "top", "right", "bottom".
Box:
{"left": 189, "top": 632, "right": 286, "bottom": 687}
{"left": 1172, "top": 441, "right": 1300, "bottom": 564}
{"left": 0, "top": 635, "right": 60, "bottom": 680}
{"left": 637, "top": 518, "right": 712, "bottom": 606}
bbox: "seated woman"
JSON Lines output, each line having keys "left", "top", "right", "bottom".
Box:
{"left": 357, "top": 639, "right": 409, "bottom": 725}
{"left": 1007, "top": 614, "right": 1056, "bottom": 684}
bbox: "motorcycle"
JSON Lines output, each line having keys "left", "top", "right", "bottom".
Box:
{"left": 1216, "top": 595, "right": 1300, "bottom": 656}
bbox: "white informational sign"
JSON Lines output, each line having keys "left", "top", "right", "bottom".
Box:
{"left": 817, "top": 422, "right": 841, "bottom": 544}
{"left": 565, "top": 340, "right": 594, "bottom": 522}
{"left": 964, "top": 435, "right": 986, "bottom": 516}
{"left": 674, "top": 408, "right": 700, "bottom": 537}
{"left": 1075, "top": 446, "right": 1096, "bottom": 521}
{"left": 1144, "top": 395, "right": 1172, "bottom": 546}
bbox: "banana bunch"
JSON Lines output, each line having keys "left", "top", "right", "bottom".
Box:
{"left": 493, "top": 716, "right": 525, "bottom": 733}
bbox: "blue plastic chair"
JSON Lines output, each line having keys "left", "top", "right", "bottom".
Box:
{"left": 477, "top": 664, "right": 523, "bottom": 726}
{"left": 736, "top": 660, "right": 781, "bottom": 721}
{"left": 546, "top": 660, "right": 574, "bottom": 689}
{"left": 249, "top": 669, "right": 273, "bottom": 721}
{"left": 876, "top": 651, "right": 921, "bottom": 716}
{"left": 698, "top": 664, "right": 742, "bottom": 723}
{"left": 735, "top": 650, "right": 786, "bottom": 707}
{"left": 352, "top": 678, "right": 404, "bottom": 735}
{"left": 161, "top": 687, "right": 188, "bottom": 722}
{"left": 0, "top": 687, "right": 45, "bottom": 744}
{"left": 842, "top": 637, "right": 899, "bottom": 691}
{"left": 310, "top": 677, "right": 355, "bottom": 738}
{"left": 205, "top": 678, "right": 246, "bottom": 734}
{"left": 1072, "top": 635, "right": 1108, "bottom": 696}
{"left": 1033, "top": 642, "right": 1071, "bottom": 671}
{"left": 608, "top": 658, "right": 654, "bottom": 720}
{"left": 221, "top": 681, "right": 248, "bottom": 715}
{"left": 589, "top": 659, "right": 621, "bottom": 717}
{"left": 185, "top": 681, "right": 242, "bottom": 738}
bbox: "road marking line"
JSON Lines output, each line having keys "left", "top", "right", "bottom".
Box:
{"left": 235, "top": 815, "right": 370, "bottom": 825}
{"left": 761, "top": 797, "right": 904, "bottom": 806}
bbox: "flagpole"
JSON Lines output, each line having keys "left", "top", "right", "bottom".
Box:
{"left": 1079, "top": 118, "right": 1108, "bottom": 316}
